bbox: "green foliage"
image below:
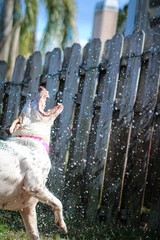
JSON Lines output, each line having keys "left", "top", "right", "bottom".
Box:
{"left": 19, "top": 0, "right": 38, "bottom": 57}
{"left": 117, "top": 4, "right": 128, "bottom": 32}
{"left": 7, "top": 0, "right": 76, "bottom": 58}
{"left": 40, "top": 0, "right": 76, "bottom": 51}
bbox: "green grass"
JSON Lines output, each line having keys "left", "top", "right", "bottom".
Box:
{"left": 0, "top": 206, "right": 160, "bottom": 240}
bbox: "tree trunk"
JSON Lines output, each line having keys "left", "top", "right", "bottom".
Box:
{"left": 0, "top": 0, "right": 14, "bottom": 61}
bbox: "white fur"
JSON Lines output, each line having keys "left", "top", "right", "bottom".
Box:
{"left": 0, "top": 88, "right": 66, "bottom": 240}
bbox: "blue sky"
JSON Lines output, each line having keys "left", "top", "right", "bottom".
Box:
{"left": 37, "top": 0, "right": 129, "bottom": 49}
{"left": 75, "top": 0, "right": 129, "bottom": 46}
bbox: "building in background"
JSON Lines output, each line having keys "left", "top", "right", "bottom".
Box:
{"left": 125, "top": 0, "right": 160, "bottom": 36}
{"left": 92, "top": 0, "right": 119, "bottom": 54}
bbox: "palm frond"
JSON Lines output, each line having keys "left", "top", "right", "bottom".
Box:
{"left": 40, "top": 0, "right": 76, "bottom": 51}
{"left": 19, "top": 0, "right": 38, "bottom": 57}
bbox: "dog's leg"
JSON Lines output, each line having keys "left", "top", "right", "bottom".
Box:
{"left": 24, "top": 185, "right": 67, "bottom": 233}
{"left": 20, "top": 203, "right": 40, "bottom": 240}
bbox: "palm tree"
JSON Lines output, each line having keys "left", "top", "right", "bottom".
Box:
{"left": 0, "top": 0, "right": 76, "bottom": 64}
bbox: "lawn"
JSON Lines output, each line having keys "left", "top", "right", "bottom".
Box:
{"left": 0, "top": 206, "right": 160, "bottom": 240}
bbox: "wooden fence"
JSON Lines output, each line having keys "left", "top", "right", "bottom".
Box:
{"left": 0, "top": 26, "right": 160, "bottom": 229}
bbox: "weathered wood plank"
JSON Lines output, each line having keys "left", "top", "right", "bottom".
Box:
{"left": 45, "top": 48, "right": 61, "bottom": 110}
{"left": 63, "top": 39, "right": 101, "bottom": 216}
{"left": 43, "top": 48, "right": 62, "bottom": 192}
{"left": 142, "top": 27, "right": 160, "bottom": 230}
{"left": 49, "top": 47, "right": 72, "bottom": 154}
{"left": 120, "top": 29, "right": 159, "bottom": 226}
{"left": 0, "top": 61, "right": 7, "bottom": 138}
{"left": 84, "top": 40, "right": 111, "bottom": 219}
{"left": 51, "top": 43, "right": 81, "bottom": 199}
{"left": 63, "top": 43, "right": 90, "bottom": 210}
{"left": 40, "top": 51, "right": 52, "bottom": 84}
{"left": 48, "top": 47, "right": 71, "bottom": 193}
{"left": 86, "top": 34, "right": 124, "bottom": 220}
{"left": 99, "top": 31, "right": 144, "bottom": 224}
{"left": 2, "top": 55, "right": 25, "bottom": 139}
{"left": 26, "top": 51, "right": 42, "bottom": 99}
{"left": 72, "top": 39, "right": 101, "bottom": 172}
{"left": 147, "top": 100, "right": 160, "bottom": 230}
{"left": 21, "top": 52, "right": 42, "bottom": 100}
{"left": 0, "top": 61, "right": 7, "bottom": 108}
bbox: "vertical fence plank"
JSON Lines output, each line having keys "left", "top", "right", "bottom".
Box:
{"left": 51, "top": 43, "right": 81, "bottom": 199}
{"left": 26, "top": 51, "right": 42, "bottom": 99}
{"left": 0, "top": 61, "right": 7, "bottom": 138}
{"left": 120, "top": 29, "right": 159, "bottom": 226}
{"left": 72, "top": 39, "right": 101, "bottom": 171}
{"left": 86, "top": 34, "right": 124, "bottom": 220}
{"left": 45, "top": 48, "right": 61, "bottom": 110}
{"left": 0, "top": 61, "right": 7, "bottom": 108}
{"left": 44, "top": 48, "right": 61, "bottom": 192}
{"left": 100, "top": 31, "right": 144, "bottom": 224}
{"left": 142, "top": 27, "right": 160, "bottom": 229}
{"left": 40, "top": 52, "right": 52, "bottom": 84}
{"left": 63, "top": 43, "right": 90, "bottom": 212}
{"left": 85, "top": 40, "right": 112, "bottom": 220}
{"left": 64, "top": 39, "right": 101, "bottom": 216}
{"left": 2, "top": 56, "right": 25, "bottom": 139}
{"left": 49, "top": 47, "right": 71, "bottom": 157}
{"left": 48, "top": 47, "right": 71, "bottom": 193}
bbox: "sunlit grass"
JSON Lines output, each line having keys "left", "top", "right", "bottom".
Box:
{"left": 0, "top": 223, "right": 68, "bottom": 240}
{"left": 0, "top": 207, "right": 160, "bottom": 240}
{"left": 0, "top": 226, "right": 65, "bottom": 240}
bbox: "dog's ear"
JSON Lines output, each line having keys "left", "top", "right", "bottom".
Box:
{"left": 4, "top": 125, "right": 12, "bottom": 136}
{"left": 4, "top": 118, "right": 22, "bottom": 135}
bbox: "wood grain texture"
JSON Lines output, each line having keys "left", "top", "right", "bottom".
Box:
{"left": 86, "top": 34, "right": 124, "bottom": 220}
{"left": 64, "top": 39, "right": 101, "bottom": 217}
{"left": 51, "top": 43, "right": 81, "bottom": 199}
{"left": 100, "top": 31, "right": 144, "bottom": 224}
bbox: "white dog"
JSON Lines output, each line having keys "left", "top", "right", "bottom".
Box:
{"left": 0, "top": 86, "right": 67, "bottom": 240}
